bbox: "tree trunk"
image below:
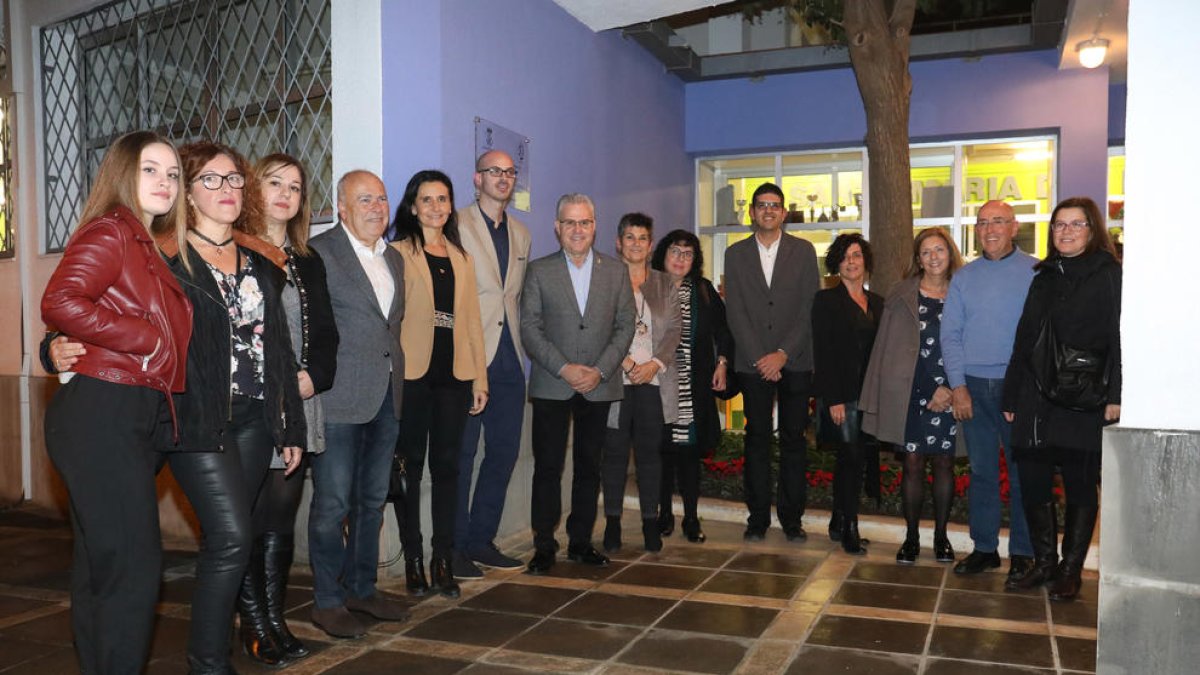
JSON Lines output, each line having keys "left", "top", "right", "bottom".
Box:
{"left": 842, "top": 0, "right": 917, "bottom": 297}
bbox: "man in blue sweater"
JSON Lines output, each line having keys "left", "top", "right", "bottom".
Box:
{"left": 941, "top": 200, "right": 1036, "bottom": 583}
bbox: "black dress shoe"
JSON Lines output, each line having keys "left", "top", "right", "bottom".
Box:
{"left": 954, "top": 550, "right": 1001, "bottom": 575}
{"left": 566, "top": 544, "right": 610, "bottom": 566}
{"left": 840, "top": 520, "right": 867, "bottom": 555}
{"left": 681, "top": 517, "right": 706, "bottom": 543}
{"left": 896, "top": 539, "right": 920, "bottom": 564}
{"left": 603, "top": 516, "right": 622, "bottom": 553}
{"left": 525, "top": 549, "right": 555, "bottom": 575}
{"left": 784, "top": 526, "right": 808, "bottom": 543}
{"left": 933, "top": 537, "right": 955, "bottom": 563}
{"left": 430, "top": 556, "right": 461, "bottom": 598}
{"left": 658, "top": 512, "right": 675, "bottom": 537}
{"left": 828, "top": 511, "right": 844, "bottom": 542}
{"left": 405, "top": 557, "right": 430, "bottom": 597}
{"left": 743, "top": 526, "right": 767, "bottom": 542}
{"left": 1006, "top": 555, "right": 1035, "bottom": 584}
{"left": 642, "top": 518, "right": 663, "bottom": 552}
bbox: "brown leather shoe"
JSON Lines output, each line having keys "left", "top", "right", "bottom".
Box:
{"left": 345, "top": 592, "right": 410, "bottom": 622}
{"left": 310, "top": 605, "right": 367, "bottom": 639}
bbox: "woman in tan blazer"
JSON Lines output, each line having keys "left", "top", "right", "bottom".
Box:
{"left": 390, "top": 170, "right": 487, "bottom": 599}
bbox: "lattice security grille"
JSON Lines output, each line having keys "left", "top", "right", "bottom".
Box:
{"left": 41, "top": 0, "right": 332, "bottom": 252}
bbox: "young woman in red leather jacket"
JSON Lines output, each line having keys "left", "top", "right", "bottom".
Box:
{"left": 41, "top": 130, "right": 193, "bottom": 675}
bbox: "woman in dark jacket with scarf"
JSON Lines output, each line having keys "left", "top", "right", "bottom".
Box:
{"left": 1002, "top": 196, "right": 1121, "bottom": 602}
{"left": 812, "top": 233, "right": 884, "bottom": 555}
{"left": 651, "top": 229, "right": 733, "bottom": 543}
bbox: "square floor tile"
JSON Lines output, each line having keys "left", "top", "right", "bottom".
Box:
{"left": 699, "top": 570, "right": 803, "bottom": 599}
{"left": 925, "top": 658, "right": 1053, "bottom": 674}
{"left": 1057, "top": 636, "right": 1097, "bottom": 672}
{"left": 1051, "top": 600, "right": 1098, "bottom": 628}
{"left": 944, "top": 570, "right": 1012, "bottom": 594}
{"left": 608, "top": 563, "right": 712, "bottom": 591}
{"left": 643, "top": 546, "right": 734, "bottom": 569}
{"left": 404, "top": 608, "right": 539, "bottom": 647}
{"left": 147, "top": 615, "right": 193, "bottom": 660}
{"left": 553, "top": 592, "right": 674, "bottom": 626}
{"left": 505, "top": 617, "right": 641, "bottom": 660}
{"left": 0, "top": 536, "right": 73, "bottom": 589}
{"left": 657, "top": 600, "right": 778, "bottom": 638}
{"left": 460, "top": 664, "right": 540, "bottom": 674}
{"left": 617, "top": 629, "right": 748, "bottom": 674}
{"left": 929, "top": 625, "right": 1053, "bottom": 668}
{"left": 0, "top": 646, "right": 80, "bottom": 674}
{"left": 807, "top": 615, "right": 929, "bottom": 654}
{"left": 0, "top": 636, "right": 55, "bottom": 670}
{"left": 0, "top": 607, "right": 73, "bottom": 646}
{"left": 785, "top": 645, "right": 919, "bottom": 674}
{"left": 322, "top": 649, "right": 470, "bottom": 674}
{"left": 833, "top": 581, "right": 939, "bottom": 612}
{"left": 848, "top": 562, "right": 945, "bottom": 588}
{"left": 463, "top": 583, "right": 581, "bottom": 616}
{"left": 939, "top": 589, "right": 1047, "bottom": 622}
{"left": 726, "top": 551, "right": 820, "bottom": 576}
{"left": 538, "top": 559, "right": 626, "bottom": 581}
{"left": 0, "top": 594, "right": 54, "bottom": 619}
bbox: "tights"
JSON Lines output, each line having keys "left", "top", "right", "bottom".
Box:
{"left": 901, "top": 452, "right": 955, "bottom": 540}
{"left": 251, "top": 457, "right": 308, "bottom": 537}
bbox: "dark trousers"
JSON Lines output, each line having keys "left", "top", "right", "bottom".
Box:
{"left": 739, "top": 369, "right": 812, "bottom": 531}
{"left": 660, "top": 441, "right": 703, "bottom": 519}
{"left": 167, "top": 395, "right": 272, "bottom": 672}
{"left": 828, "top": 400, "right": 868, "bottom": 519}
{"left": 530, "top": 395, "right": 612, "bottom": 552}
{"left": 455, "top": 340, "right": 526, "bottom": 551}
{"left": 602, "top": 384, "right": 664, "bottom": 520}
{"left": 1018, "top": 450, "right": 1101, "bottom": 508}
{"left": 252, "top": 456, "right": 308, "bottom": 538}
{"left": 400, "top": 376, "right": 472, "bottom": 558}
{"left": 45, "top": 376, "right": 165, "bottom": 675}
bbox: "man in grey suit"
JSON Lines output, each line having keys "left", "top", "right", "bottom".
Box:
{"left": 724, "top": 182, "right": 820, "bottom": 542}
{"left": 307, "top": 170, "right": 408, "bottom": 638}
{"left": 521, "top": 193, "right": 635, "bottom": 575}
{"left": 452, "top": 150, "right": 532, "bottom": 579}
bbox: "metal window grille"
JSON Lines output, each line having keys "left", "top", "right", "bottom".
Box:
{"left": 40, "top": 0, "right": 332, "bottom": 253}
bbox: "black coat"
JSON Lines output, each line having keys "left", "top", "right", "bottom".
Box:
{"left": 286, "top": 247, "right": 338, "bottom": 393}
{"left": 687, "top": 277, "right": 734, "bottom": 452}
{"left": 812, "top": 282, "right": 885, "bottom": 406}
{"left": 164, "top": 243, "right": 306, "bottom": 453}
{"left": 1003, "top": 249, "right": 1122, "bottom": 453}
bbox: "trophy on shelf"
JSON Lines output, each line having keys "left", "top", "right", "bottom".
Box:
{"left": 715, "top": 185, "right": 737, "bottom": 226}
{"left": 806, "top": 193, "right": 819, "bottom": 222}
{"left": 736, "top": 199, "right": 747, "bottom": 225}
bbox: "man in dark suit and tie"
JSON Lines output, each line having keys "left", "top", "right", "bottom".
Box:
{"left": 520, "top": 193, "right": 635, "bottom": 575}
{"left": 307, "top": 170, "right": 409, "bottom": 638}
{"left": 724, "top": 182, "right": 820, "bottom": 542}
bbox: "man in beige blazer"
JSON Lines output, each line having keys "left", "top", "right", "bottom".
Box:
{"left": 452, "top": 150, "right": 532, "bottom": 579}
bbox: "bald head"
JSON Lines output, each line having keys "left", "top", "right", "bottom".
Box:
{"left": 336, "top": 170, "right": 390, "bottom": 247}
{"left": 976, "top": 200, "right": 1019, "bottom": 260}
{"left": 474, "top": 150, "right": 516, "bottom": 205}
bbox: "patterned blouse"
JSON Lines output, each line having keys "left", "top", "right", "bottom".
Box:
{"left": 207, "top": 254, "right": 266, "bottom": 400}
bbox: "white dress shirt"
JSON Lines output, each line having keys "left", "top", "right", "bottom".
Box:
{"left": 565, "top": 248, "right": 594, "bottom": 315}
{"left": 343, "top": 225, "right": 395, "bottom": 316}
{"left": 756, "top": 233, "right": 781, "bottom": 289}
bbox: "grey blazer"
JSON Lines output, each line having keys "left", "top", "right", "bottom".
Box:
{"left": 521, "top": 249, "right": 635, "bottom": 402}
{"left": 310, "top": 225, "right": 405, "bottom": 422}
{"left": 636, "top": 269, "right": 682, "bottom": 423}
{"left": 724, "top": 232, "right": 820, "bottom": 374}
{"left": 457, "top": 202, "right": 531, "bottom": 363}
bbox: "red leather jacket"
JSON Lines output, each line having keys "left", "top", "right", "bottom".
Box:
{"left": 41, "top": 206, "right": 193, "bottom": 399}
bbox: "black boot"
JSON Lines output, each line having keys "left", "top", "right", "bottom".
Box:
{"left": 1049, "top": 504, "right": 1097, "bottom": 602}
{"left": 261, "top": 532, "right": 308, "bottom": 659}
{"left": 642, "top": 517, "right": 663, "bottom": 552}
{"left": 1007, "top": 502, "right": 1058, "bottom": 591}
{"left": 237, "top": 540, "right": 289, "bottom": 668}
{"left": 681, "top": 516, "right": 706, "bottom": 543}
{"left": 405, "top": 557, "right": 430, "bottom": 597}
{"left": 604, "top": 516, "right": 622, "bottom": 552}
{"left": 659, "top": 451, "right": 676, "bottom": 537}
{"left": 840, "top": 517, "right": 867, "bottom": 555}
{"left": 430, "top": 555, "right": 460, "bottom": 598}
{"left": 828, "top": 510, "right": 844, "bottom": 542}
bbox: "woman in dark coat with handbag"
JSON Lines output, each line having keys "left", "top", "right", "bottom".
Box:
{"left": 651, "top": 229, "right": 734, "bottom": 543}
{"left": 812, "top": 233, "right": 884, "bottom": 555}
{"left": 1002, "top": 196, "right": 1121, "bottom": 601}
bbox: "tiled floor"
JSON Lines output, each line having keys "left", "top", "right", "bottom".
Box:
{"left": 0, "top": 506, "right": 1098, "bottom": 674}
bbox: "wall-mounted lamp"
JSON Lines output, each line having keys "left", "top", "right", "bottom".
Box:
{"left": 1076, "top": 37, "right": 1109, "bottom": 69}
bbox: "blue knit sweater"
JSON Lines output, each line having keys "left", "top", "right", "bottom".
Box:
{"left": 941, "top": 247, "right": 1037, "bottom": 387}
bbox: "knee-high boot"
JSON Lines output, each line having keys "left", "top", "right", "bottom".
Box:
{"left": 1007, "top": 502, "right": 1057, "bottom": 591}
{"left": 262, "top": 532, "right": 309, "bottom": 659}
{"left": 237, "top": 539, "right": 289, "bottom": 667}
{"left": 1049, "top": 504, "right": 1097, "bottom": 602}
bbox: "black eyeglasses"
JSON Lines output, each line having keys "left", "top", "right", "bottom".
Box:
{"left": 479, "top": 167, "right": 518, "bottom": 178}
{"left": 193, "top": 172, "right": 246, "bottom": 190}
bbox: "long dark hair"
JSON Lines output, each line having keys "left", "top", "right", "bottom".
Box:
{"left": 391, "top": 169, "right": 462, "bottom": 253}
{"left": 651, "top": 228, "right": 703, "bottom": 281}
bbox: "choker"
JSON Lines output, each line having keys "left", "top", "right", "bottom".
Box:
{"left": 191, "top": 229, "right": 235, "bottom": 251}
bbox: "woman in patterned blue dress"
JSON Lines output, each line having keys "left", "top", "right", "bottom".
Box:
{"left": 861, "top": 228, "right": 964, "bottom": 564}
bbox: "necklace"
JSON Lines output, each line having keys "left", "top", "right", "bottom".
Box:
{"left": 635, "top": 291, "right": 648, "bottom": 336}
{"left": 191, "top": 229, "right": 234, "bottom": 254}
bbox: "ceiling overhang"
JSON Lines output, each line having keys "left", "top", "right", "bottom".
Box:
{"left": 551, "top": 0, "right": 735, "bottom": 32}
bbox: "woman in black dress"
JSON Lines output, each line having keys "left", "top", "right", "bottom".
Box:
{"left": 1003, "top": 197, "right": 1121, "bottom": 601}
{"left": 812, "top": 233, "right": 884, "bottom": 555}
{"left": 651, "top": 230, "right": 733, "bottom": 543}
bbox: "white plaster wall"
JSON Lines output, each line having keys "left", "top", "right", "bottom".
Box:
{"left": 1120, "top": 0, "right": 1200, "bottom": 432}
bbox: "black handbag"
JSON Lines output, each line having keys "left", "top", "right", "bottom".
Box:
{"left": 1030, "top": 316, "right": 1110, "bottom": 412}
{"left": 387, "top": 453, "right": 407, "bottom": 503}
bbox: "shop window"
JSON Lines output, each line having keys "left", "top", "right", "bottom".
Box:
{"left": 40, "top": 0, "right": 332, "bottom": 253}
{"left": 960, "top": 139, "right": 1055, "bottom": 259}
{"left": 1107, "top": 147, "right": 1125, "bottom": 255}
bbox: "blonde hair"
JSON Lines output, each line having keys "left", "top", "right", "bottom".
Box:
{"left": 79, "top": 130, "right": 185, "bottom": 237}
{"left": 253, "top": 153, "right": 313, "bottom": 255}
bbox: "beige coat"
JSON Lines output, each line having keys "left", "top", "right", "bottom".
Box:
{"left": 456, "top": 203, "right": 531, "bottom": 364}
{"left": 394, "top": 239, "right": 488, "bottom": 395}
{"left": 860, "top": 275, "right": 921, "bottom": 445}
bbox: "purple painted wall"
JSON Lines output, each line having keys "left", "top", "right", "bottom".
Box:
{"left": 686, "top": 50, "right": 1111, "bottom": 205}
{"left": 1109, "top": 83, "right": 1126, "bottom": 143}
{"left": 379, "top": 0, "right": 691, "bottom": 258}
